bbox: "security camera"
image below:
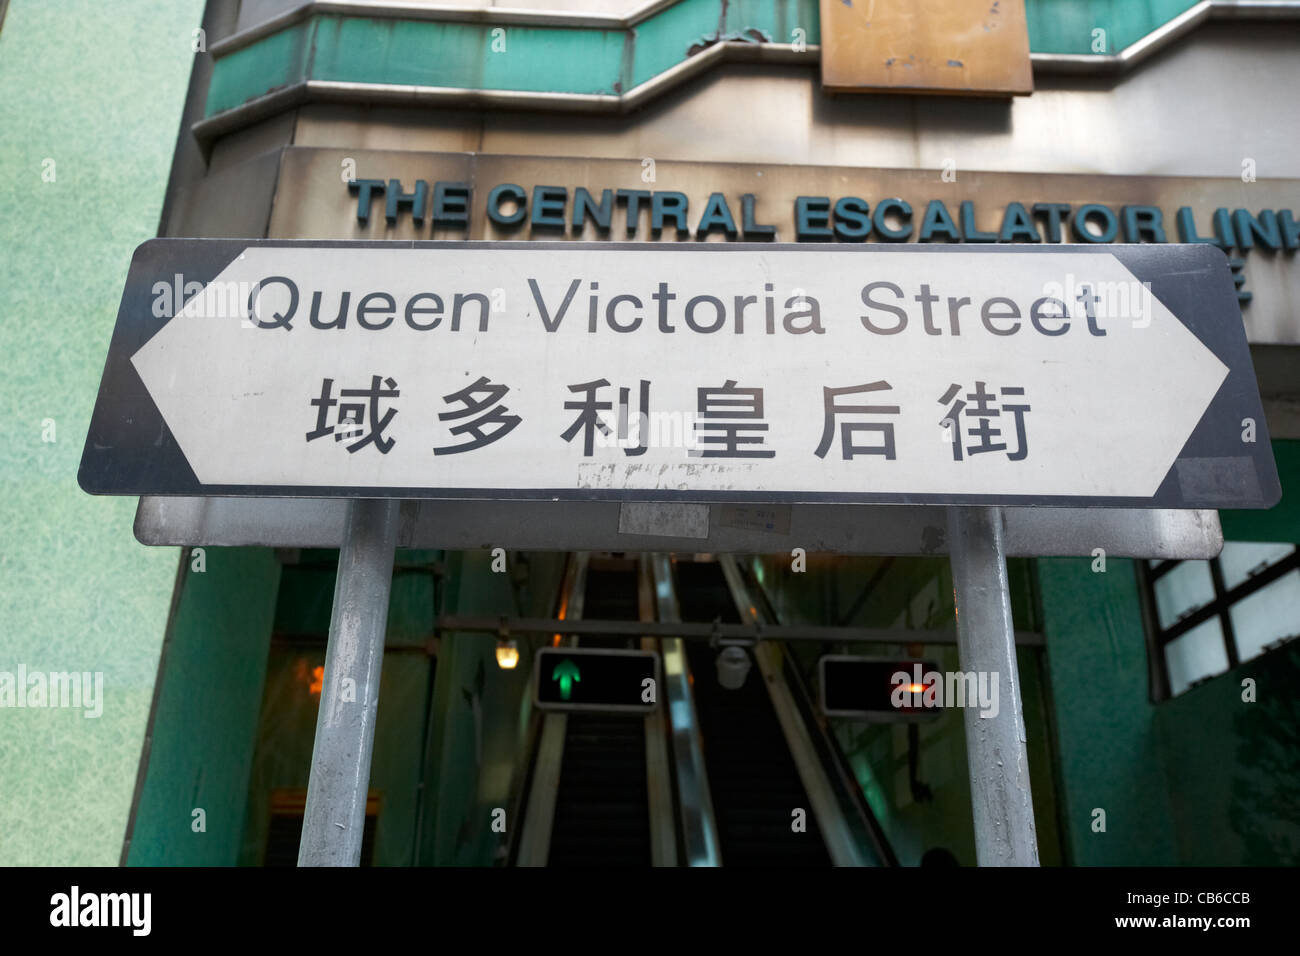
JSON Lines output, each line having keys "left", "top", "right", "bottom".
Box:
{"left": 716, "top": 646, "right": 752, "bottom": 690}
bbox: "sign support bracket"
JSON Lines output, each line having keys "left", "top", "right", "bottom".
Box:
{"left": 947, "top": 505, "right": 1040, "bottom": 867}
{"left": 297, "top": 497, "right": 400, "bottom": 867}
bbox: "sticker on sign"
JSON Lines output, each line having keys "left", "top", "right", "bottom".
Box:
{"left": 80, "top": 240, "right": 1279, "bottom": 509}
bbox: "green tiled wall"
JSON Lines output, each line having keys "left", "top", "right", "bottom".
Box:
{"left": 0, "top": 0, "right": 204, "bottom": 865}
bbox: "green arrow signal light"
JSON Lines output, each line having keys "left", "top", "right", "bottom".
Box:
{"left": 552, "top": 659, "right": 581, "bottom": 700}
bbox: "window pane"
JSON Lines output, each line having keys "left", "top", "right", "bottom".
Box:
{"left": 1164, "top": 617, "right": 1228, "bottom": 696}
{"left": 1153, "top": 561, "right": 1215, "bottom": 631}
{"left": 1219, "top": 542, "right": 1296, "bottom": 591}
{"left": 1229, "top": 569, "right": 1300, "bottom": 663}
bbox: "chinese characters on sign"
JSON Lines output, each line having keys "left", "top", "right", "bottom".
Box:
{"left": 305, "top": 374, "right": 1032, "bottom": 463}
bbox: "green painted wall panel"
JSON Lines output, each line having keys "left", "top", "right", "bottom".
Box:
{"left": 1039, "top": 438, "right": 1300, "bottom": 865}
{"left": 132, "top": 548, "right": 442, "bottom": 866}
{"left": 1150, "top": 438, "right": 1300, "bottom": 865}
{"left": 337, "top": 19, "right": 617, "bottom": 95}
{"left": 315, "top": 18, "right": 627, "bottom": 95}
{"left": 478, "top": 26, "right": 626, "bottom": 95}
{"left": 204, "top": 0, "right": 1232, "bottom": 118}
{"left": 1041, "top": 563, "right": 1300, "bottom": 867}
{"left": 1026, "top": 0, "right": 1201, "bottom": 55}
{"left": 127, "top": 548, "right": 281, "bottom": 866}
{"left": 629, "top": 0, "right": 731, "bottom": 88}
{"left": 206, "top": 20, "right": 313, "bottom": 114}
{"left": 0, "top": 0, "right": 205, "bottom": 866}
{"left": 1037, "top": 556, "right": 1180, "bottom": 864}
{"left": 1153, "top": 644, "right": 1300, "bottom": 864}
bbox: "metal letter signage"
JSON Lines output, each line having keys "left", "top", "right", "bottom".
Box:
{"left": 81, "top": 240, "right": 1279, "bottom": 509}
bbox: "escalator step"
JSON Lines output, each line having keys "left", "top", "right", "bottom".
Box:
{"left": 674, "top": 561, "right": 835, "bottom": 867}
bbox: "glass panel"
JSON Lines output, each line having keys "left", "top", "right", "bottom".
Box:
{"left": 1153, "top": 561, "right": 1215, "bottom": 631}
{"left": 1218, "top": 542, "right": 1296, "bottom": 591}
{"left": 1230, "top": 569, "right": 1300, "bottom": 664}
{"left": 1216, "top": 546, "right": 1289, "bottom": 590}
{"left": 1164, "top": 617, "right": 1228, "bottom": 696}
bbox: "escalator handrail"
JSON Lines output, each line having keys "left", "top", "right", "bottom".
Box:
{"left": 739, "top": 560, "right": 899, "bottom": 867}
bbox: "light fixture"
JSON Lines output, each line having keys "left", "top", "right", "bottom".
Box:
{"left": 716, "top": 646, "right": 751, "bottom": 690}
{"left": 495, "top": 639, "right": 520, "bottom": 670}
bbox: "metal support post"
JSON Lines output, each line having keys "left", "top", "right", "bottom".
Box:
{"left": 298, "top": 498, "right": 401, "bottom": 867}
{"left": 947, "top": 506, "right": 1040, "bottom": 867}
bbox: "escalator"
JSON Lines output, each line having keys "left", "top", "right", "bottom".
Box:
{"left": 512, "top": 551, "right": 890, "bottom": 867}
{"left": 513, "top": 555, "right": 671, "bottom": 866}
{"left": 673, "top": 559, "right": 833, "bottom": 866}
{"left": 545, "top": 562, "right": 653, "bottom": 866}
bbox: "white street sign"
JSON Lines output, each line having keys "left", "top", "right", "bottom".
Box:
{"left": 82, "top": 240, "right": 1279, "bottom": 509}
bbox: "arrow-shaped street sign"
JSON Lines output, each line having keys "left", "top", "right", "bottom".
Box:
{"left": 552, "top": 658, "right": 580, "bottom": 701}
{"left": 80, "top": 240, "right": 1279, "bottom": 509}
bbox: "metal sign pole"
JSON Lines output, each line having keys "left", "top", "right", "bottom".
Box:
{"left": 298, "top": 498, "right": 401, "bottom": 867}
{"left": 947, "top": 506, "right": 1040, "bottom": 867}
